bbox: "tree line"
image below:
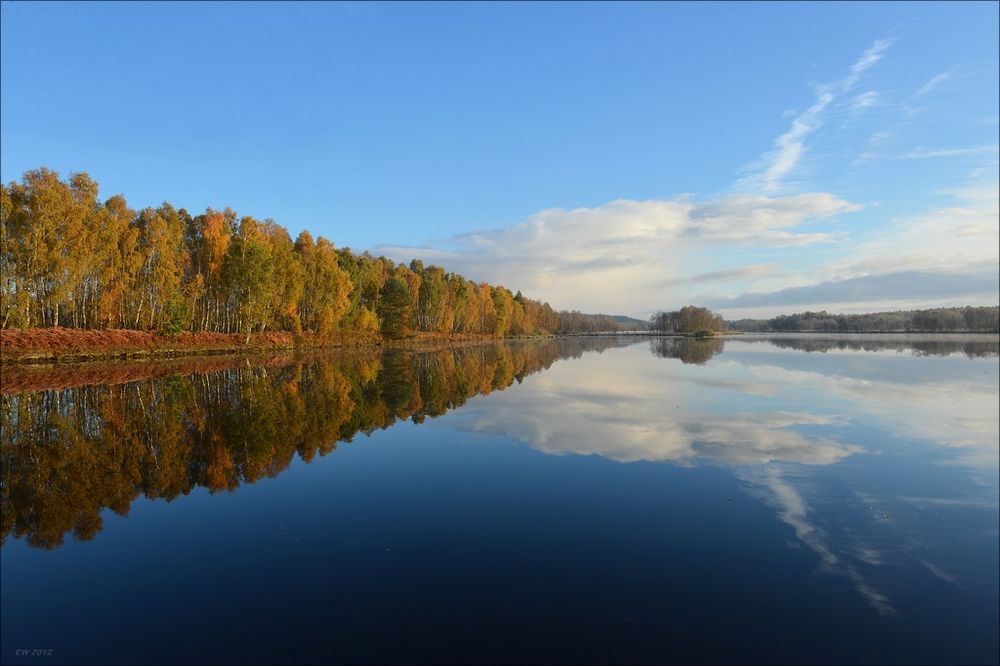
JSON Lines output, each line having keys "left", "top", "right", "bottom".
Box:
{"left": 1, "top": 338, "right": 623, "bottom": 549}
{"left": 726, "top": 307, "right": 999, "bottom": 333}
{"left": 1, "top": 168, "right": 629, "bottom": 339}
{"left": 554, "top": 311, "right": 636, "bottom": 334}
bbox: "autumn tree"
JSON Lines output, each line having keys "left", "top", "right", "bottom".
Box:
{"left": 416, "top": 264, "right": 448, "bottom": 332}
{"left": 222, "top": 217, "right": 275, "bottom": 338}
{"left": 3, "top": 169, "right": 90, "bottom": 327}
{"left": 131, "top": 204, "right": 188, "bottom": 332}
{"left": 491, "top": 286, "right": 514, "bottom": 336}
{"left": 185, "top": 209, "right": 233, "bottom": 332}
{"left": 91, "top": 195, "right": 141, "bottom": 329}
{"left": 260, "top": 220, "right": 305, "bottom": 332}
{"left": 377, "top": 276, "right": 413, "bottom": 338}
{"left": 295, "top": 232, "right": 353, "bottom": 336}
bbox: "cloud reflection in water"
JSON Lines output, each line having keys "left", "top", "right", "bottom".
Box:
{"left": 444, "top": 335, "right": 999, "bottom": 617}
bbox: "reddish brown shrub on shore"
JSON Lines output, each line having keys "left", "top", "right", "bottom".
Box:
{"left": 0, "top": 327, "right": 302, "bottom": 363}
{"left": 0, "top": 326, "right": 526, "bottom": 366}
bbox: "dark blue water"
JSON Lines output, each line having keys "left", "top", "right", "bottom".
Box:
{"left": 2, "top": 336, "right": 997, "bottom": 664}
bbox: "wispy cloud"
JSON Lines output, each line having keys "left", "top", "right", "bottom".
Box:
{"left": 738, "top": 38, "right": 894, "bottom": 193}
{"left": 851, "top": 130, "right": 894, "bottom": 164}
{"left": 844, "top": 38, "right": 894, "bottom": 88}
{"left": 743, "top": 90, "right": 835, "bottom": 193}
{"left": 897, "top": 145, "right": 999, "bottom": 160}
{"left": 868, "top": 131, "right": 892, "bottom": 146}
{"left": 850, "top": 91, "right": 879, "bottom": 112}
{"left": 915, "top": 69, "right": 954, "bottom": 97}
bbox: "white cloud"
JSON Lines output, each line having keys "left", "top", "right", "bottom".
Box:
{"left": 376, "top": 192, "right": 860, "bottom": 314}
{"left": 830, "top": 179, "right": 999, "bottom": 277}
{"left": 377, "top": 176, "right": 994, "bottom": 319}
{"left": 707, "top": 179, "right": 1000, "bottom": 316}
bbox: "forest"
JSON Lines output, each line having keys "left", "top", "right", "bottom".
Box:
{"left": 727, "top": 306, "right": 1000, "bottom": 333}
{"left": 0, "top": 168, "right": 623, "bottom": 340}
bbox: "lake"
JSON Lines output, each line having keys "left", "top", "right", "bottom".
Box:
{"left": 2, "top": 335, "right": 998, "bottom": 665}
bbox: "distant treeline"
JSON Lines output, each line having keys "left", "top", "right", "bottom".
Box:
{"left": 0, "top": 168, "right": 626, "bottom": 339}
{"left": 555, "top": 311, "right": 642, "bottom": 333}
{"left": 726, "top": 307, "right": 999, "bottom": 333}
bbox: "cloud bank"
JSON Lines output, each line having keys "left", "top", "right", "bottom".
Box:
{"left": 706, "top": 268, "right": 999, "bottom": 310}
{"left": 379, "top": 180, "right": 997, "bottom": 317}
{"left": 378, "top": 192, "right": 859, "bottom": 314}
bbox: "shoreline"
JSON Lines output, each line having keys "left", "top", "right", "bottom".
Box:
{"left": 3, "top": 328, "right": 997, "bottom": 366}
{"left": 0, "top": 327, "right": 560, "bottom": 366}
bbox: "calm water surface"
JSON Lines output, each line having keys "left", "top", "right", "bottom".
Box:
{"left": 2, "top": 335, "right": 998, "bottom": 664}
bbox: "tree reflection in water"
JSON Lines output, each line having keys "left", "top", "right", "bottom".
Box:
{"left": 0, "top": 338, "right": 626, "bottom": 550}
{"left": 4, "top": 334, "right": 996, "bottom": 550}
{"left": 649, "top": 337, "right": 725, "bottom": 364}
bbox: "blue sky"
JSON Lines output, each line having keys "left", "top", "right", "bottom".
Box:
{"left": 2, "top": 1, "right": 997, "bottom": 317}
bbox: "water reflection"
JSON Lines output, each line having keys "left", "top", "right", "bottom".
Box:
{"left": 2, "top": 335, "right": 997, "bottom": 664}
{"left": 738, "top": 464, "right": 899, "bottom": 616}
{"left": 2, "top": 335, "right": 997, "bottom": 552}
{"left": 447, "top": 334, "right": 998, "bottom": 620}
{"left": 737, "top": 332, "right": 1000, "bottom": 358}
{"left": 650, "top": 332, "right": 1000, "bottom": 360}
{"left": 459, "top": 337, "right": 922, "bottom": 467}
{"left": 649, "top": 336, "right": 725, "bottom": 364}
{"left": 1, "top": 338, "right": 628, "bottom": 549}
{"left": 451, "top": 335, "right": 998, "bottom": 472}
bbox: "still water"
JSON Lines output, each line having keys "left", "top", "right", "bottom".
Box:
{"left": 2, "top": 335, "right": 998, "bottom": 664}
